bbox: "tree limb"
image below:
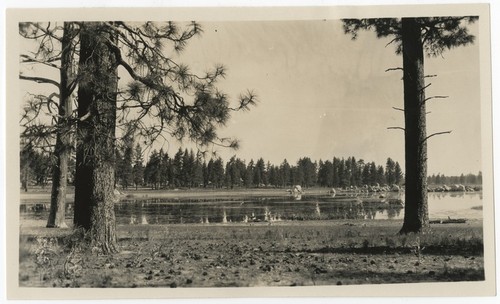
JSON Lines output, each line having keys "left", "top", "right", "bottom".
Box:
{"left": 421, "top": 83, "right": 432, "bottom": 92}
{"left": 385, "top": 67, "right": 403, "bottom": 72}
{"left": 105, "top": 39, "right": 159, "bottom": 90}
{"left": 424, "top": 131, "right": 452, "bottom": 142}
{"left": 20, "top": 54, "right": 61, "bottom": 69}
{"left": 79, "top": 112, "right": 91, "bottom": 121}
{"left": 387, "top": 127, "right": 405, "bottom": 131}
{"left": 19, "top": 74, "right": 60, "bottom": 88}
{"left": 392, "top": 107, "right": 404, "bottom": 112}
{"left": 30, "top": 22, "right": 63, "bottom": 42}
{"left": 424, "top": 96, "right": 449, "bottom": 102}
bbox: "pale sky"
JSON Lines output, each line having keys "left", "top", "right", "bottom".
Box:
{"left": 164, "top": 20, "right": 482, "bottom": 176}
{"left": 18, "top": 19, "right": 482, "bottom": 176}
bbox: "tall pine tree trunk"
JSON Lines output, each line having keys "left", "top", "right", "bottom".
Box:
{"left": 400, "top": 18, "right": 429, "bottom": 234}
{"left": 74, "top": 22, "right": 119, "bottom": 253}
{"left": 47, "top": 22, "right": 74, "bottom": 228}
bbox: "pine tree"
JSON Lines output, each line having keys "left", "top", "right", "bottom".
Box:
{"left": 254, "top": 158, "right": 266, "bottom": 187}
{"left": 132, "top": 144, "right": 144, "bottom": 190}
{"left": 172, "top": 148, "right": 184, "bottom": 187}
{"left": 245, "top": 160, "right": 255, "bottom": 188}
{"left": 73, "top": 22, "right": 120, "bottom": 252}
{"left": 20, "top": 22, "right": 79, "bottom": 228}
{"left": 159, "top": 150, "right": 170, "bottom": 188}
{"left": 279, "top": 159, "right": 291, "bottom": 188}
{"left": 67, "top": 21, "right": 255, "bottom": 252}
{"left": 385, "top": 158, "right": 396, "bottom": 185}
{"left": 343, "top": 17, "right": 477, "bottom": 233}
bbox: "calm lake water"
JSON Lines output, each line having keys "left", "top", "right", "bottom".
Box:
{"left": 20, "top": 191, "right": 483, "bottom": 225}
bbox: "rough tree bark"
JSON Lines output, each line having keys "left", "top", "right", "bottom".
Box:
{"left": 73, "top": 22, "right": 119, "bottom": 253}
{"left": 399, "top": 18, "right": 429, "bottom": 234}
{"left": 47, "top": 22, "right": 74, "bottom": 228}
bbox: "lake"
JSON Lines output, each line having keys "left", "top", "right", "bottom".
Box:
{"left": 20, "top": 191, "right": 483, "bottom": 225}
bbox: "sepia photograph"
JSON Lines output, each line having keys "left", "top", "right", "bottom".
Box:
{"left": 3, "top": 1, "right": 496, "bottom": 301}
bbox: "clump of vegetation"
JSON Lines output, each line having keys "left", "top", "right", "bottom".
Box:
{"left": 19, "top": 228, "right": 100, "bottom": 287}
{"left": 33, "top": 236, "right": 60, "bottom": 281}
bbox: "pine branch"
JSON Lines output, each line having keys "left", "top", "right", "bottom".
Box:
{"left": 106, "top": 39, "right": 167, "bottom": 92}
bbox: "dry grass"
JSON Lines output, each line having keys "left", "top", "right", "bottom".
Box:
{"left": 18, "top": 220, "right": 484, "bottom": 287}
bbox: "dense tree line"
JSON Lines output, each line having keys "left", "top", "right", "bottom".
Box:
{"left": 113, "top": 143, "right": 408, "bottom": 189}
{"left": 427, "top": 172, "right": 482, "bottom": 186}
{"left": 20, "top": 144, "right": 483, "bottom": 191}
{"left": 116, "top": 147, "right": 481, "bottom": 190}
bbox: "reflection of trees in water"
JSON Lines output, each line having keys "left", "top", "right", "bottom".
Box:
{"left": 20, "top": 198, "right": 404, "bottom": 224}
{"left": 101, "top": 197, "right": 406, "bottom": 224}
{"left": 385, "top": 206, "right": 400, "bottom": 219}
{"left": 22, "top": 192, "right": 483, "bottom": 224}
{"left": 365, "top": 208, "right": 377, "bottom": 220}
{"left": 449, "top": 192, "right": 465, "bottom": 198}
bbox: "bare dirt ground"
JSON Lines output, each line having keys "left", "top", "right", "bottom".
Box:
{"left": 18, "top": 219, "right": 484, "bottom": 288}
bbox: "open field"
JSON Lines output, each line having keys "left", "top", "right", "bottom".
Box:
{"left": 18, "top": 219, "right": 484, "bottom": 287}
{"left": 19, "top": 186, "right": 335, "bottom": 202}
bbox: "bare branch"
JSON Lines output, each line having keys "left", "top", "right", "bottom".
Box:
{"left": 421, "top": 83, "right": 432, "bottom": 91}
{"left": 385, "top": 67, "right": 403, "bottom": 72}
{"left": 392, "top": 107, "right": 404, "bottom": 112}
{"left": 385, "top": 37, "right": 399, "bottom": 47}
{"left": 425, "top": 74, "right": 438, "bottom": 78}
{"left": 387, "top": 127, "right": 405, "bottom": 131}
{"left": 19, "top": 74, "right": 59, "bottom": 88}
{"left": 424, "top": 131, "right": 452, "bottom": 142}
{"left": 20, "top": 54, "right": 61, "bottom": 69}
{"left": 30, "top": 22, "right": 63, "bottom": 42}
{"left": 424, "top": 95, "right": 449, "bottom": 102}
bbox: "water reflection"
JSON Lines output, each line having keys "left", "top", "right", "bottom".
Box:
{"left": 20, "top": 192, "right": 483, "bottom": 225}
{"left": 109, "top": 195, "right": 404, "bottom": 225}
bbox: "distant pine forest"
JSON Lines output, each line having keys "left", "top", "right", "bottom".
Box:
{"left": 21, "top": 143, "right": 483, "bottom": 191}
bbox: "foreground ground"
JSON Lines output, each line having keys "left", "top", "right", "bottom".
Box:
{"left": 19, "top": 219, "right": 484, "bottom": 287}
